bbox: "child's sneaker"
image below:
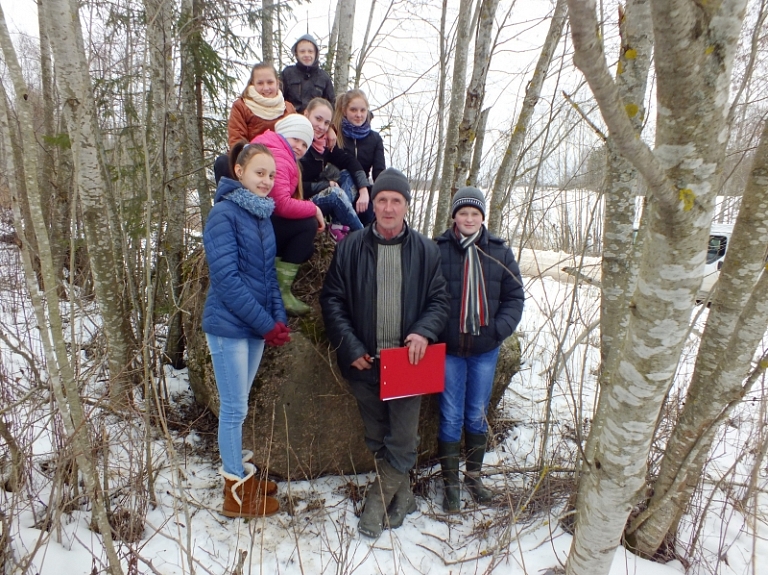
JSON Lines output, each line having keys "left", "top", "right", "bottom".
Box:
{"left": 329, "top": 224, "right": 350, "bottom": 242}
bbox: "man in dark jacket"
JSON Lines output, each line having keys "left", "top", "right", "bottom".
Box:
{"left": 320, "top": 168, "right": 450, "bottom": 538}
{"left": 281, "top": 34, "right": 335, "bottom": 113}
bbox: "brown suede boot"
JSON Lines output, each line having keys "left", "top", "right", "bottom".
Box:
{"left": 231, "top": 450, "right": 278, "bottom": 496}
{"left": 221, "top": 463, "right": 280, "bottom": 518}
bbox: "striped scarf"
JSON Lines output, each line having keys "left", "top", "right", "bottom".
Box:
{"left": 456, "top": 226, "right": 488, "bottom": 335}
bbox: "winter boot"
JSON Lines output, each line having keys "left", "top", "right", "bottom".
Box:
{"left": 221, "top": 463, "right": 280, "bottom": 518}
{"left": 438, "top": 440, "right": 462, "bottom": 513}
{"left": 464, "top": 432, "right": 494, "bottom": 504}
{"left": 238, "top": 450, "right": 278, "bottom": 496}
{"left": 385, "top": 475, "right": 417, "bottom": 529}
{"left": 275, "top": 259, "right": 310, "bottom": 316}
{"left": 359, "top": 459, "right": 405, "bottom": 538}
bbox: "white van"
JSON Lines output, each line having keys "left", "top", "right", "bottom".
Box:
{"left": 698, "top": 223, "right": 734, "bottom": 302}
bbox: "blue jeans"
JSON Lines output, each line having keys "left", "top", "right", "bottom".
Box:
{"left": 205, "top": 334, "right": 265, "bottom": 477}
{"left": 312, "top": 185, "right": 363, "bottom": 230}
{"left": 338, "top": 170, "right": 374, "bottom": 226}
{"left": 438, "top": 347, "right": 501, "bottom": 443}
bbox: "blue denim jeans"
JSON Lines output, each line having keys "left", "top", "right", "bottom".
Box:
{"left": 438, "top": 347, "right": 501, "bottom": 443}
{"left": 338, "top": 170, "right": 374, "bottom": 226}
{"left": 205, "top": 334, "right": 265, "bottom": 477}
{"left": 312, "top": 185, "right": 363, "bottom": 231}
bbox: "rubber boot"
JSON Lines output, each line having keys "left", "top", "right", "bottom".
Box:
{"left": 386, "top": 475, "right": 417, "bottom": 529}
{"left": 438, "top": 440, "right": 462, "bottom": 513}
{"left": 221, "top": 463, "right": 280, "bottom": 518}
{"left": 275, "top": 260, "right": 310, "bottom": 316}
{"left": 359, "top": 459, "right": 405, "bottom": 538}
{"left": 464, "top": 432, "right": 493, "bottom": 504}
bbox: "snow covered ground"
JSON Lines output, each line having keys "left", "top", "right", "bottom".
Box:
{"left": 1, "top": 244, "right": 767, "bottom": 575}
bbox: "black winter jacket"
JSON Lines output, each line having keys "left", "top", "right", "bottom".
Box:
{"left": 339, "top": 131, "right": 386, "bottom": 184}
{"left": 300, "top": 145, "right": 369, "bottom": 198}
{"left": 435, "top": 226, "right": 524, "bottom": 357}
{"left": 320, "top": 224, "right": 450, "bottom": 384}
{"left": 281, "top": 64, "right": 335, "bottom": 113}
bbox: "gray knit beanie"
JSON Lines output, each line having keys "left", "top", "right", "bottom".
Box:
{"left": 292, "top": 34, "right": 319, "bottom": 60}
{"left": 371, "top": 168, "right": 412, "bottom": 202}
{"left": 452, "top": 186, "right": 486, "bottom": 219}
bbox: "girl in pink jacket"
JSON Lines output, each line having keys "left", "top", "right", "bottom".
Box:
{"left": 251, "top": 115, "right": 323, "bottom": 316}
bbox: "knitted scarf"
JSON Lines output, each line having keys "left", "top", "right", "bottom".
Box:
{"left": 341, "top": 117, "right": 371, "bottom": 140}
{"left": 455, "top": 225, "right": 488, "bottom": 335}
{"left": 243, "top": 86, "right": 286, "bottom": 121}
{"left": 225, "top": 187, "right": 275, "bottom": 219}
{"left": 312, "top": 132, "right": 327, "bottom": 155}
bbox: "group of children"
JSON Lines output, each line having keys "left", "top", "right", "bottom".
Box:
{"left": 202, "top": 34, "right": 525, "bottom": 529}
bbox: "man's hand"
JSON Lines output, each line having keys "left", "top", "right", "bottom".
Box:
{"left": 351, "top": 353, "right": 374, "bottom": 370}
{"left": 404, "top": 333, "right": 428, "bottom": 365}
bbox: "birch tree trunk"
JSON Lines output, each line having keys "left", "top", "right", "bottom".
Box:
{"left": 487, "top": 0, "right": 567, "bottom": 234}
{"left": 565, "top": 2, "right": 747, "bottom": 574}
{"left": 628, "top": 118, "right": 768, "bottom": 556}
{"left": 452, "top": 0, "right": 500, "bottom": 192}
{"left": 0, "top": 10, "right": 123, "bottom": 573}
{"left": 468, "top": 107, "right": 490, "bottom": 186}
{"left": 433, "top": 0, "right": 473, "bottom": 233}
{"left": 45, "top": 0, "right": 138, "bottom": 411}
{"left": 421, "top": 0, "right": 449, "bottom": 236}
{"left": 332, "top": 0, "right": 356, "bottom": 94}
{"left": 600, "top": 0, "right": 652, "bottom": 377}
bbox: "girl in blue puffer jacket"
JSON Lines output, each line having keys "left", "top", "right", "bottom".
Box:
{"left": 203, "top": 142, "right": 290, "bottom": 519}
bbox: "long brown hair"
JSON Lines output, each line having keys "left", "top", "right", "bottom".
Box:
{"left": 332, "top": 89, "right": 370, "bottom": 150}
{"left": 241, "top": 62, "right": 280, "bottom": 98}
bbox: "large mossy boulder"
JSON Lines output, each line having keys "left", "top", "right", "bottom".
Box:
{"left": 183, "top": 236, "right": 521, "bottom": 479}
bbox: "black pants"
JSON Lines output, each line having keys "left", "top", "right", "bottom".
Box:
{"left": 271, "top": 215, "right": 317, "bottom": 264}
{"left": 348, "top": 378, "right": 422, "bottom": 474}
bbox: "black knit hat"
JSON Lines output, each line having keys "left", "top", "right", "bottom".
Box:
{"left": 452, "top": 186, "right": 486, "bottom": 219}
{"left": 371, "top": 168, "right": 412, "bottom": 202}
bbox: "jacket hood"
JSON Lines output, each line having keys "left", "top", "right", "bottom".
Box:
{"left": 292, "top": 34, "right": 319, "bottom": 67}
{"left": 214, "top": 177, "right": 241, "bottom": 203}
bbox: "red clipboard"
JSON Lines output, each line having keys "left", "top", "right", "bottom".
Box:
{"left": 379, "top": 343, "right": 446, "bottom": 400}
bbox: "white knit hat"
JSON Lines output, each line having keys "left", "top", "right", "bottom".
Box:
{"left": 275, "top": 114, "right": 314, "bottom": 149}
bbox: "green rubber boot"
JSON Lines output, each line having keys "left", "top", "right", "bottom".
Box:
{"left": 275, "top": 260, "right": 310, "bottom": 316}
{"left": 438, "top": 440, "right": 461, "bottom": 513}
{"left": 464, "top": 432, "right": 494, "bottom": 504}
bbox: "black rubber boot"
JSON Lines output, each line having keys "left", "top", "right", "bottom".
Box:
{"left": 438, "top": 440, "right": 462, "bottom": 513}
{"left": 359, "top": 459, "right": 405, "bottom": 538}
{"left": 464, "top": 432, "right": 493, "bottom": 504}
{"left": 386, "top": 476, "right": 417, "bottom": 529}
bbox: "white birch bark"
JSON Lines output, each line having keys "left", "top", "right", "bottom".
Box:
{"left": 600, "top": 0, "right": 653, "bottom": 375}
{"left": 452, "top": 0, "right": 500, "bottom": 191}
{"left": 487, "top": 0, "right": 567, "bottom": 234}
{"left": 332, "top": 0, "right": 356, "bottom": 94}
{"left": 468, "top": 107, "right": 490, "bottom": 186}
{"left": 629, "top": 117, "right": 768, "bottom": 555}
{"left": 421, "top": 0, "right": 448, "bottom": 236}
{"left": 433, "top": 0, "right": 474, "bottom": 233}
{"left": 0, "top": 10, "right": 123, "bottom": 573}
{"left": 565, "top": 1, "right": 747, "bottom": 574}
{"left": 45, "top": 0, "right": 138, "bottom": 411}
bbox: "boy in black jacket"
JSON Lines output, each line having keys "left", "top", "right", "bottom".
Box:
{"left": 281, "top": 34, "right": 335, "bottom": 113}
